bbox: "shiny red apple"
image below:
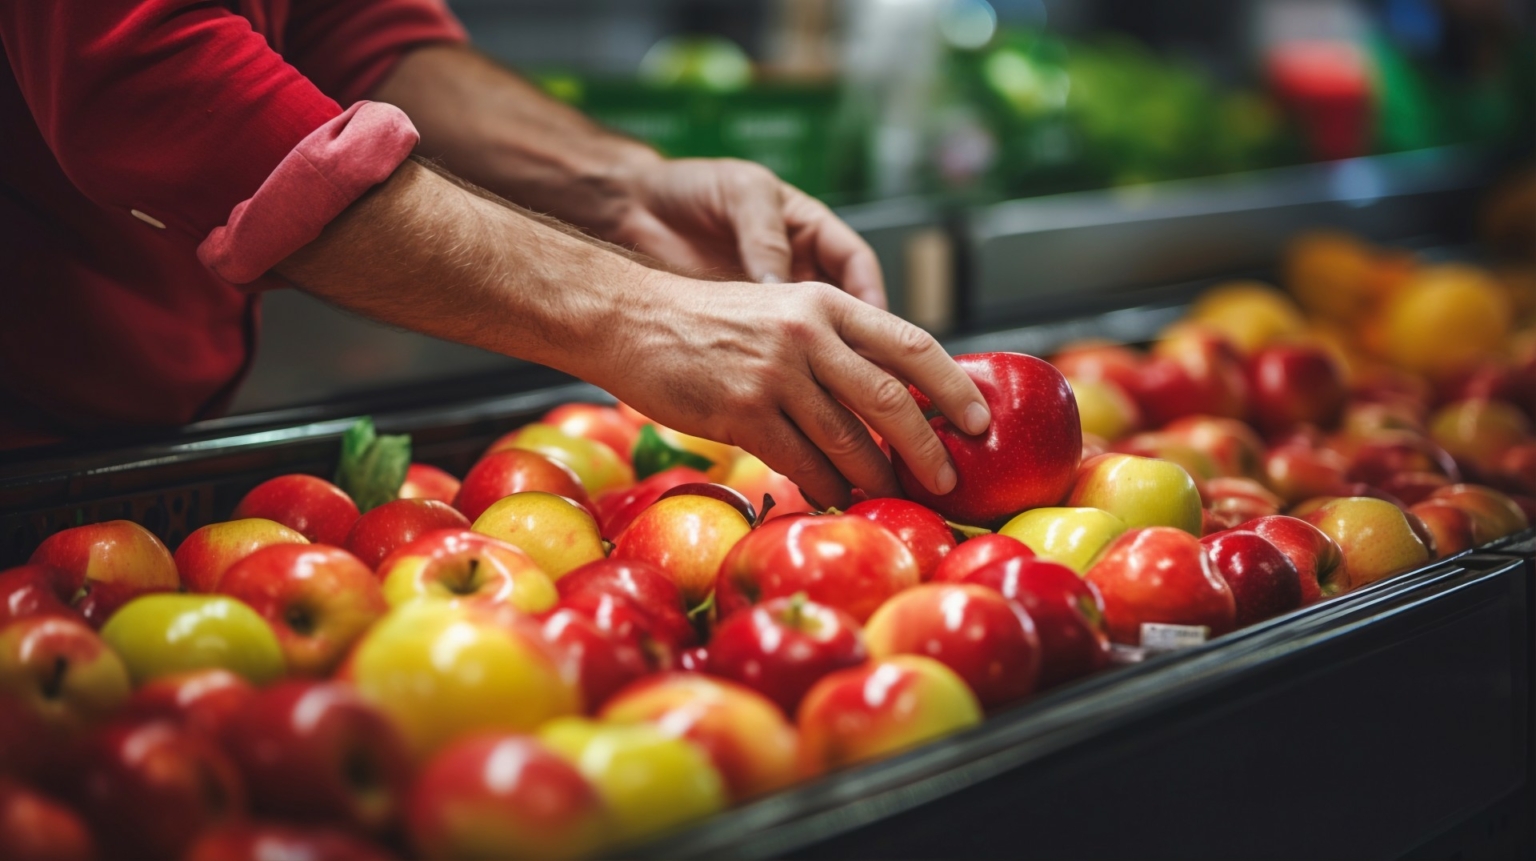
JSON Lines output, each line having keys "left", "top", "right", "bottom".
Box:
{"left": 1200, "top": 530, "right": 1302, "bottom": 627}
{"left": 343, "top": 498, "right": 470, "bottom": 571}
{"left": 961, "top": 556, "right": 1111, "bottom": 688}
{"left": 399, "top": 462, "right": 462, "bottom": 505}
{"left": 591, "top": 466, "right": 711, "bottom": 541}
{"left": 846, "top": 498, "right": 956, "bottom": 581}
{"left": 930, "top": 533, "right": 1035, "bottom": 583}
{"left": 706, "top": 595, "right": 868, "bottom": 715}
{"left": 454, "top": 449, "right": 592, "bottom": 522}
{"left": 232, "top": 475, "right": 360, "bottom": 546}
{"left": 555, "top": 558, "right": 694, "bottom": 649}
{"left": 1085, "top": 527, "right": 1237, "bottom": 645}
{"left": 1247, "top": 344, "right": 1347, "bottom": 435}
{"left": 1232, "top": 515, "right": 1344, "bottom": 605}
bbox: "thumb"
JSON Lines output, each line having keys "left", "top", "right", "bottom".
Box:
{"left": 725, "top": 173, "right": 793, "bottom": 284}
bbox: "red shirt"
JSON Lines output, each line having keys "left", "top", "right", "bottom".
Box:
{"left": 0, "top": 1, "right": 465, "bottom": 447}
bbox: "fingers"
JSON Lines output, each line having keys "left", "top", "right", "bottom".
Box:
{"left": 742, "top": 412, "right": 854, "bottom": 510}
{"left": 722, "top": 166, "right": 793, "bottom": 284}
{"left": 782, "top": 381, "right": 903, "bottom": 499}
{"left": 785, "top": 189, "right": 888, "bottom": 309}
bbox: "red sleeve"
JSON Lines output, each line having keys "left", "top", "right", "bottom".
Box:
{"left": 285, "top": 0, "right": 468, "bottom": 106}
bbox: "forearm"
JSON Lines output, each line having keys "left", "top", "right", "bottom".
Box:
{"left": 370, "top": 44, "right": 659, "bottom": 238}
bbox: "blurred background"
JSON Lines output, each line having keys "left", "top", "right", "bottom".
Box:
{"left": 235, "top": 0, "right": 1535, "bottom": 415}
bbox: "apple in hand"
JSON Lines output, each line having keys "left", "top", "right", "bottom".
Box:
{"left": 847, "top": 498, "right": 956, "bottom": 581}
{"left": 539, "top": 717, "right": 726, "bottom": 845}
{"left": 545, "top": 402, "right": 642, "bottom": 462}
{"left": 407, "top": 734, "right": 611, "bottom": 861}
{"left": 343, "top": 498, "right": 470, "bottom": 571}
{"left": 233, "top": 475, "right": 360, "bottom": 546}
{"left": 455, "top": 450, "right": 593, "bottom": 523}
{"left": 379, "top": 529, "right": 557, "bottom": 614}
{"left": 176, "top": 519, "right": 309, "bottom": 593}
{"left": 893, "top": 352, "right": 1082, "bottom": 525}
{"left": 930, "top": 533, "right": 1035, "bottom": 582}
{"left": 612, "top": 495, "right": 751, "bottom": 607}
{"left": 961, "top": 557, "right": 1111, "bottom": 688}
{"left": 1066, "top": 454, "right": 1203, "bottom": 535}
{"left": 601, "top": 673, "right": 800, "bottom": 802}
{"left": 1408, "top": 501, "right": 1477, "bottom": 558}
{"left": 471, "top": 491, "right": 606, "bottom": 580}
{"left": 0, "top": 778, "right": 95, "bottom": 861}
{"left": 220, "top": 681, "right": 412, "bottom": 836}
{"left": 539, "top": 604, "right": 655, "bottom": 712}
{"left": 798, "top": 656, "right": 982, "bottom": 772}
{"left": 1085, "top": 527, "right": 1237, "bottom": 645}
{"left": 489, "top": 424, "right": 634, "bottom": 495}
{"left": 706, "top": 595, "right": 867, "bottom": 715}
{"left": 1302, "top": 497, "right": 1431, "bottom": 589}
{"left": 1200, "top": 531, "right": 1302, "bottom": 627}
{"left": 0, "top": 564, "right": 81, "bottom": 626}
{"left": 0, "top": 615, "right": 129, "bottom": 731}
{"left": 29, "top": 520, "right": 179, "bottom": 627}
{"left": 217, "top": 544, "right": 387, "bottom": 677}
{"left": 399, "top": 462, "right": 461, "bottom": 504}
{"left": 101, "top": 594, "right": 285, "bottom": 685}
{"left": 556, "top": 558, "right": 694, "bottom": 650}
{"left": 865, "top": 583, "right": 1041, "bottom": 708}
{"left": 1247, "top": 344, "right": 1347, "bottom": 435}
{"left": 715, "top": 515, "right": 920, "bottom": 623}
{"left": 592, "top": 466, "right": 711, "bottom": 541}
{"left": 123, "top": 669, "right": 255, "bottom": 739}
{"left": 1232, "top": 515, "right": 1344, "bottom": 605}
{"left": 997, "top": 507, "right": 1127, "bottom": 573}
{"left": 185, "top": 823, "right": 394, "bottom": 861}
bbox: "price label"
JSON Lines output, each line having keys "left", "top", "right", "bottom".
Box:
{"left": 1140, "top": 623, "right": 1209, "bottom": 655}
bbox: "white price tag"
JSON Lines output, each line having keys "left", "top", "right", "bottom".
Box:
{"left": 1140, "top": 623, "right": 1209, "bottom": 655}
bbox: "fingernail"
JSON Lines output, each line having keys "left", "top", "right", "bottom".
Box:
{"left": 936, "top": 462, "right": 958, "bottom": 495}
{"left": 964, "top": 402, "right": 991, "bottom": 435}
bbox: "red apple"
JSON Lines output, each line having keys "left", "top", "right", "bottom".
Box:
{"left": 185, "top": 822, "right": 394, "bottom": 861}
{"left": 216, "top": 545, "right": 387, "bottom": 677}
{"left": 1408, "top": 501, "right": 1477, "bottom": 558}
{"left": 1248, "top": 344, "right": 1347, "bottom": 434}
{"left": 123, "top": 669, "right": 256, "bottom": 740}
{"left": 0, "top": 565, "right": 80, "bottom": 626}
{"left": 611, "top": 495, "right": 751, "bottom": 607}
{"left": 1085, "top": 527, "right": 1238, "bottom": 645}
{"left": 715, "top": 515, "right": 920, "bottom": 623}
{"left": 175, "top": 518, "right": 309, "bottom": 593}
{"left": 555, "top": 559, "right": 694, "bottom": 649}
{"left": 930, "top": 534, "right": 1034, "bottom": 583}
{"left": 1344, "top": 432, "right": 1459, "bottom": 487}
{"left": 797, "top": 656, "right": 982, "bottom": 772}
{"left": 220, "top": 681, "right": 412, "bottom": 836}
{"left": 1378, "top": 470, "right": 1453, "bottom": 505}
{"left": 232, "top": 475, "right": 360, "bottom": 546}
{"left": 0, "top": 778, "right": 94, "bottom": 861}
{"left": 1262, "top": 443, "right": 1349, "bottom": 505}
{"left": 679, "top": 646, "right": 709, "bottom": 672}
{"left": 865, "top": 583, "right": 1040, "bottom": 708}
{"left": 657, "top": 482, "right": 756, "bottom": 523}
{"left": 344, "top": 498, "right": 471, "bottom": 571}
{"left": 706, "top": 595, "right": 867, "bottom": 715}
{"left": 28, "top": 520, "right": 179, "bottom": 627}
{"left": 1426, "top": 484, "right": 1530, "bottom": 544}
{"left": 1302, "top": 497, "right": 1432, "bottom": 589}
{"left": 454, "top": 449, "right": 592, "bottom": 522}
{"left": 893, "top": 353, "right": 1082, "bottom": 525}
{"left": 1200, "top": 531, "right": 1302, "bottom": 627}
{"left": 961, "top": 557, "right": 1111, "bottom": 688}
{"left": 846, "top": 498, "right": 956, "bottom": 581}
{"left": 591, "top": 466, "right": 711, "bottom": 541}
{"left": 1050, "top": 342, "right": 1145, "bottom": 394}
{"left": 377, "top": 529, "right": 556, "bottom": 614}
{"left": 407, "top": 734, "right": 610, "bottom": 861}
{"left": 0, "top": 699, "right": 63, "bottom": 785}
{"left": 539, "top": 604, "right": 655, "bottom": 713}
{"left": 1162, "top": 416, "right": 1267, "bottom": 479}
{"left": 544, "top": 402, "right": 641, "bottom": 463}
{"left": 1203, "top": 477, "right": 1284, "bottom": 530}
{"left": 1232, "top": 515, "right": 1344, "bottom": 605}
{"left": 1131, "top": 350, "right": 1245, "bottom": 428}
{"left": 0, "top": 615, "right": 130, "bottom": 732}
{"left": 399, "top": 462, "right": 462, "bottom": 505}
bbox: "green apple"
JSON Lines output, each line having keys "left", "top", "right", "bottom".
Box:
{"left": 1065, "top": 454, "right": 1203, "bottom": 535}
{"left": 489, "top": 424, "right": 634, "bottom": 495}
{"left": 1068, "top": 377, "right": 1140, "bottom": 442}
{"left": 100, "top": 594, "right": 284, "bottom": 685}
{"left": 998, "top": 507, "right": 1128, "bottom": 573}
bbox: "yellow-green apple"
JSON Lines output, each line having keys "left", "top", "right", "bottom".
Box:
{"left": 705, "top": 595, "right": 866, "bottom": 715}
{"left": 71, "top": 719, "right": 245, "bottom": 859}
{"left": 538, "top": 717, "right": 726, "bottom": 845}
{"left": 1066, "top": 454, "right": 1203, "bottom": 535}
{"left": 454, "top": 450, "right": 592, "bottom": 523}
{"left": 1429, "top": 398, "right": 1530, "bottom": 476}
{"left": 378, "top": 529, "right": 557, "bottom": 614}
{"left": 1247, "top": 344, "right": 1347, "bottom": 435}
{"left": 1426, "top": 484, "right": 1530, "bottom": 543}
{"left": 611, "top": 495, "right": 750, "bottom": 606}
{"left": 1407, "top": 501, "right": 1477, "bottom": 558}
{"left": 592, "top": 466, "right": 711, "bottom": 540}
{"left": 471, "top": 492, "right": 606, "bottom": 579}
{"left": 998, "top": 507, "right": 1127, "bottom": 573}
{"left": 865, "top": 583, "right": 1041, "bottom": 707}
{"left": 343, "top": 499, "right": 470, "bottom": 571}
{"left": 1162, "top": 416, "right": 1266, "bottom": 478}
{"left": 544, "top": 402, "right": 641, "bottom": 463}
{"left": 488, "top": 424, "right": 634, "bottom": 495}
{"left": 555, "top": 559, "right": 694, "bottom": 649}
{"left": 123, "top": 669, "right": 255, "bottom": 739}
{"left": 721, "top": 453, "right": 814, "bottom": 521}
{"left": 346, "top": 601, "right": 579, "bottom": 759}
{"left": 930, "top": 534, "right": 1035, "bottom": 582}
{"left": 219, "top": 681, "right": 411, "bottom": 836}
{"left": 399, "top": 462, "right": 461, "bottom": 505}
{"left": 28, "top": 520, "right": 179, "bottom": 627}
{"left": 216, "top": 545, "right": 386, "bottom": 677}
{"left": 0, "top": 778, "right": 95, "bottom": 861}
{"left": 1232, "top": 515, "right": 1344, "bottom": 605}
{"left": 1199, "top": 531, "right": 1302, "bottom": 627}
{"left": 1050, "top": 342, "right": 1144, "bottom": 394}
{"left": 601, "top": 673, "right": 799, "bottom": 802}
{"left": 0, "top": 616, "right": 129, "bottom": 731}
{"left": 1202, "top": 477, "right": 1283, "bottom": 531}
{"left": 1113, "top": 433, "right": 1220, "bottom": 482}
{"left": 797, "top": 656, "right": 982, "bottom": 773}
{"left": 175, "top": 519, "right": 308, "bottom": 593}
{"left": 538, "top": 603, "right": 656, "bottom": 712}
{"left": 406, "top": 734, "right": 611, "bottom": 861}
{"left": 0, "top": 564, "right": 81, "bottom": 626}
{"left": 185, "top": 823, "right": 393, "bottom": 861}
{"left": 1262, "top": 443, "right": 1349, "bottom": 505}
{"left": 846, "top": 498, "right": 956, "bottom": 581}
{"left": 893, "top": 353, "right": 1082, "bottom": 525}
{"left": 232, "top": 475, "right": 360, "bottom": 546}
{"left": 1069, "top": 376, "right": 1141, "bottom": 442}
{"left": 1301, "top": 498, "right": 1431, "bottom": 589}
{"left": 715, "top": 515, "right": 920, "bottom": 623}
{"left": 100, "top": 594, "right": 285, "bottom": 685}
{"left": 1085, "top": 527, "right": 1237, "bottom": 645}
{"left": 960, "top": 557, "right": 1110, "bottom": 688}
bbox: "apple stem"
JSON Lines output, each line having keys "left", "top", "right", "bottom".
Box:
{"left": 754, "top": 494, "right": 778, "bottom": 528}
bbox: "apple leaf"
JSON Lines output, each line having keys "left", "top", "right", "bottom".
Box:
{"left": 335, "top": 417, "right": 412, "bottom": 513}
{"left": 632, "top": 425, "right": 714, "bottom": 480}
{"left": 947, "top": 519, "right": 993, "bottom": 540}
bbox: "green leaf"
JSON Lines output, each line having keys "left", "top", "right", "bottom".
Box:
{"left": 632, "top": 424, "right": 714, "bottom": 480}
{"left": 947, "top": 519, "right": 994, "bottom": 540}
{"left": 335, "top": 417, "right": 412, "bottom": 513}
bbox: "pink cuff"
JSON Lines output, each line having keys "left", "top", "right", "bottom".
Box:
{"left": 197, "top": 101, "right": 419, "bottom": 285}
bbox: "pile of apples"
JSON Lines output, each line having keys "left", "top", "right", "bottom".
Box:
{"left": 2, "top": 234, "right": 1532, "bottom": 860}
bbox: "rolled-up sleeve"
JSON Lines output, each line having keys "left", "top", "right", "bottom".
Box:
{"left": 285, "top": 0, "right": 468, "bottom": 106}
